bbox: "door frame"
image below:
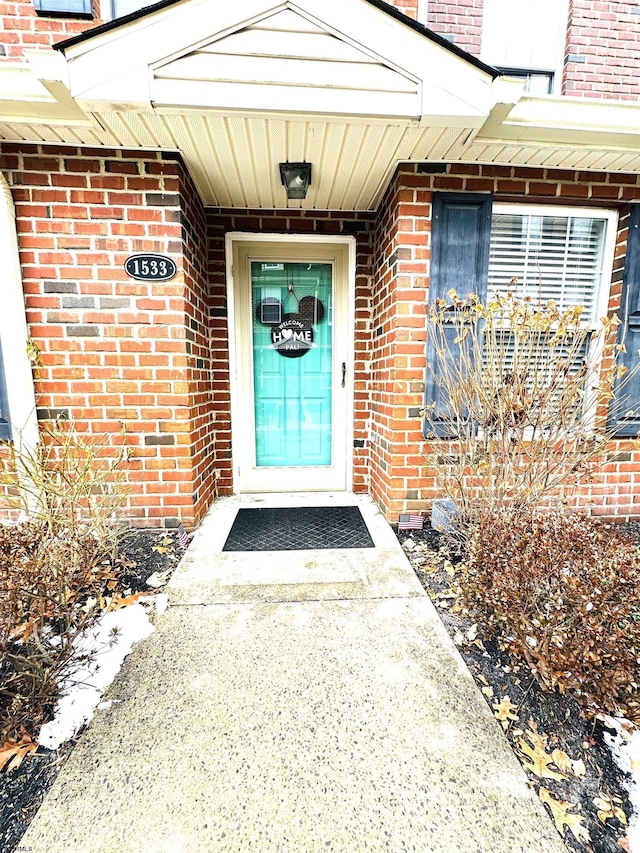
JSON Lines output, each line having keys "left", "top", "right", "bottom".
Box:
{"left": 226, "top": 232, "right": 357, "bottom": 494}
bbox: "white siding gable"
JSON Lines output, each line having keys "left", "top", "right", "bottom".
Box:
{"left": 152, "top": 9, "right": 420, "bottom": 117}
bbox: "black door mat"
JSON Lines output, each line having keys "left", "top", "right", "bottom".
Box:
{"left": 222, "top": 506, "right": 375, "bottom": 552}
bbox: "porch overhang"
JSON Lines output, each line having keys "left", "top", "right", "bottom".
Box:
{"left": 0, "top": 0, "right": 496, "bottom": 209}
{"left": 1, "top": 1, "right": 640, "bottom": 209}
{"left": 469, "top": 84, "right": 640, "bottom": 172}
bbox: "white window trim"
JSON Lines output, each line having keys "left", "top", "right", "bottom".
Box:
{"left": 0, "top": 174, "right": 39, "bottom": 453}
{"left": 226, "top": 232, "right": 356, "bottom": 495}
{"left": 480, "top": 0, "right": 569, "bottom": 97}
{"left": 551, "top": 0, "right": 570, "bottom": 98}
{"left": 489, "top": 203, "right": 619, "bottom": 433}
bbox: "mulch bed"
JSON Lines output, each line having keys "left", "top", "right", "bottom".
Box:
{"left": 398, "top": 522, "right": 634, "bottom": 853}
{"left": 0, "top": 528, "right": 187, "bottom": 853}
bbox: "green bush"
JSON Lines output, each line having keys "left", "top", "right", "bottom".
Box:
{"left": 463, "top": 511, "right": 640, "bottom": 722}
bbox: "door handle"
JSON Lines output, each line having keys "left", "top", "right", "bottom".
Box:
{"left": 341, "top": 362, "right": 346, "bottom": 388}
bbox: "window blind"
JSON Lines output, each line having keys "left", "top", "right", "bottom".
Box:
{"left": 484, "top": 331, "right": 590, "bottom": 383}
{"left": 488, "top": 212, "right": 607, "bottom": 324}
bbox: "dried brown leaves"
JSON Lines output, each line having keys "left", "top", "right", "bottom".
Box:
{"left": 0, "top": 730, "right": 38, "bottom": 772}
{"left": 0, "top": 421, "right": 129, "bottom": 746}
{"left": 464, "top": 511, "right": 640, "bottom": 723}
{"left": 539, "top": 787, "right": 591, "bottom": 844}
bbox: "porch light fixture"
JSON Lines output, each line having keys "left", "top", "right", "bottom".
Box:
{"left": 279, "top": 162, "right": 312, "bottom": 200}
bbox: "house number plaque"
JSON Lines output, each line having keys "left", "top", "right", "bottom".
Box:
{"left": 125, "top": 254, "right": 177, "bottom": 281}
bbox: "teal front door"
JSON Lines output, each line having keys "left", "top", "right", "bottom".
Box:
{"left": 251, "top": 261, "right": 333, "bottom": 467}
{"left": 231, "top": 239, "right": 351, "bottom": 492}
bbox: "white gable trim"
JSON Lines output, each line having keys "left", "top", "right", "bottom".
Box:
{"left": 60, "top": 0, "right": 493, "bottom": 124}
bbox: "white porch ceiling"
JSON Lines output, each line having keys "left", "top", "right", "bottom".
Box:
{"left": 3, "top": 104, "right": 640, "bottom": 211}
{"left": 0, "top": 111, "right": 476, "bottom": 209}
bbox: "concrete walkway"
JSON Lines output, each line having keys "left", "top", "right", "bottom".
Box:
{"left": 21, "top": 494, "right": 566, "bottom": 853}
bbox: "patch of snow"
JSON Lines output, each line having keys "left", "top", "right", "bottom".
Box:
{"left": 38, "top": 599, "right": 159, "bottom": 750}
{"left": 96, "top": 699, "right": 120, "bottom": 711}
{"left": 146, "top": 570, "right": 171, "bottom": 589}
{"left": 154, "top": 593, "right": 169, "bottom": 616}
{"left": 602, "top": 714, "right": 640, "bottom": 852}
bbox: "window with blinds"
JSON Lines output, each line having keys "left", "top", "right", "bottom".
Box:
{"left": 495, "top": 69, "right": 554, "bottom": 95}
{"left": 484, "top": 206, "right": 617, "bottom": 424}
{"left": 488, "top": 207, "right": 614, "bottom": 325}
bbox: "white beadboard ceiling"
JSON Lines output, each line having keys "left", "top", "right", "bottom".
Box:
{"left": 1, "top": 1, "right": 640, "bottom": 209}
{"left": 4, "top": 107, "right": 640, "bottom": 212}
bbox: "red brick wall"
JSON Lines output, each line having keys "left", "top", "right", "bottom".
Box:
{"left": 582, "top": 207, "right": 640, "bottom": 518}
{"left": 4, "top": 145, "right": 640, "bottom": 525}
{"left": 370, "top": 162, "right": 640, "bottom": 522}
{"left": 387, "top": 0, "right": 419, "bottom": 19}
{"left": 2, "top": 143, "right": 213, "bottom": 528}
{"left": 563, "top": 0, "right": 640, "bottom": 101}
{"left": 175, "top": 157, "right": 216, "bottom": 525}
{"left": 369, "top": 171, "right": 430, "bottom": 517}
{"left": 386, "top": 0, "right": 484, "bottom": 55}
{"left": 423, "top": 0, "right": 484, "bottom": 55}
{"left": 0, "top": 0, "right": 102, "bottom": 60}
{"left": 206, "top": 209, "right": 376, "bottom": 496}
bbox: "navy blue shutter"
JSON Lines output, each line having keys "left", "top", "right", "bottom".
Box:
{"left": 611, "top": 204, "right": 640, "bottom": 437}
{"left": 33, "top": 0, "right": 93, "bottom": 17}
{"left": 423, "top": 193, "right": 493, "bottom": 438}
{"left": 0, "top": 341, "right": 11, "bottom": 442}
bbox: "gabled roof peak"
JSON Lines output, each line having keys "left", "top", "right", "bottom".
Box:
{"left": 53, "top": 0, "right": 498, "bottom": 79}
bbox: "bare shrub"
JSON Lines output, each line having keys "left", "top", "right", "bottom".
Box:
{"left": 0, "top": 420, "right": 129, "bottom": 742}
{"left": 4, "top": 419, "right": 129, "bottom": 546}
{"left": 464, "top": 511, "right": 640, "bottom": 722}
{"left": 423, "top": 291, "right": 636, "bottom": 529}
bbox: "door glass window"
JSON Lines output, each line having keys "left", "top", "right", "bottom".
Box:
{"left": 251, "top": 262, "right": 333, "bottom": 467}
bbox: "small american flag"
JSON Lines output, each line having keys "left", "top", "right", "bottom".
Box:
{"left": 398, "top": 513, "right": 424, "bottom": 531}
{"left": 177, "top": 523, "right": 189, "bottom": 548}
